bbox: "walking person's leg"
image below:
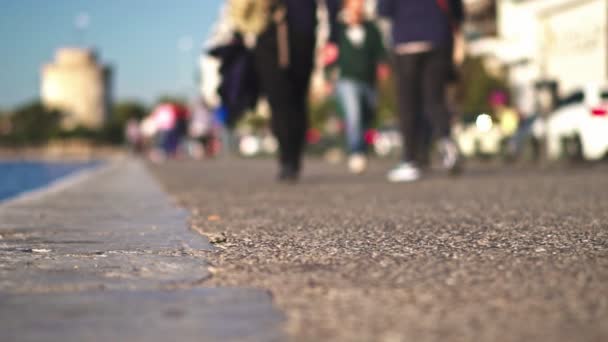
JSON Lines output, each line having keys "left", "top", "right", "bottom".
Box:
{"left": 337, "top": 80, "right": 365, "bottom": 154}
{"left": 413, "top": 112, "right": 433, "bottom": 169}
{"left": 337, "top": 79, "right": 368, "bottom": 173}
{"left": 286, "top": 31, "right": 315, "bottom": 173}
{"left": 361, "top": 81, "right": 378, "bottom": 150}
{"left": 254, "top": 27, "right": 303, "bottom": 180}
{"left": 421, "top": 48, "right": 461, "bottom": 173}
{"left": 387, "top": 53, "right": 423, "bottom": 182}
{"left": 361, "top": 82, "right": 378, "bottom": 138}
{"left": 421, "top": 49, "right": 451, "bottom": 139}
{"left": 396, "top": 54, "right": 421, "bottom": 164}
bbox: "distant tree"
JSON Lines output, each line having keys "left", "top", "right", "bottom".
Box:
{"left": 56, "top": 125, "right": 101, "bottom": 141}
{"left": 0, "top": 113, "right": 12, "bottom": 138}
{"left": 102, "top": 100, "right": 150, "bottom": 145}
{"left": 457, "top": 56, "right": 507, "bottom": 118}
{"left": 112, "top": 101, "right": 148, "bottom": 122}
{"left": 1, "top": 101, "right": 62, "bottom": 146}
{"left": 156, "top": 95, "right": 187, "bottom": 106}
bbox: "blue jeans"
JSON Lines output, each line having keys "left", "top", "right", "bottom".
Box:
{"left": 158, "top": 128, "right": 180, "bottom": 156}
{"left": 336, "top": 79, "right": 377, "bottom": 154}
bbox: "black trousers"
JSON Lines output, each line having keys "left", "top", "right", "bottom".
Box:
{"left": 394, "top": 49, "right": 451, "bottom": 163}
{"left": 254, "top": 26, "right": 316, "bottom": 171}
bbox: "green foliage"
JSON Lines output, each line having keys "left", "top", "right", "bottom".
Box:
{"left": 458, "top": 57, "right": 507, "bottom": 117}
{"left": 102, "top": 101, "right": 149, "bottom": 144}
{"left": 155, "top": 95, "right": 187, "bottom": 107}
{"left": 56, "top": 125, "right": 102, "bottom": 141}
{"left": 375, "top": 76, "right": 397, "bottom": 127}
{"left": 0, "top": 101, "right": 62, "bottom": 146}
{"left": 241, "top": 112, "right": 269, "bottom": 132}
{"left": 0, "top": 99, "right": 151, "bottom": 146}
{"left": 309, "top": 96, "right": 339, "bottom": 131}
{"left": 113, "top": 101, "right": 148, "bottom": 122}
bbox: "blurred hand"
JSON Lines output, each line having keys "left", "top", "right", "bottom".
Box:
{"left": 323, "top": 43, "right": 339, "bottom": 67}
{"left": 377, "top": 63, "right": 390, "bottom": 82}
{"left": 453, "top": 30, "right": 466, "bottom": 66}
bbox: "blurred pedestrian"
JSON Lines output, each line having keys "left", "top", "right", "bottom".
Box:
{"left": 225, "top": 0, "right": 339, "bottom": 182}
{"left": 149, "top": 102, "right": 189, "bottom": 160}
{"left": 378, "top": 0, "right": 464, "bottom": 182}
{"left": 327, "top": 0, "right": 388, "bottom": 174}
{"left": 189, "top": 98, "right": 217, "bottom": 158}
{"left": 508, "top": 83, "right": 539, "bottom": 158}
{"left": 125, "top": 118, "right": 142, "bottom": 154}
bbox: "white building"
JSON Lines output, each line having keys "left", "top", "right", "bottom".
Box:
{"left": 470, "top": 0, "right": 608, "bottom": 111}
{"left": 41, "top": 48, "right": 113, "bottom": 129}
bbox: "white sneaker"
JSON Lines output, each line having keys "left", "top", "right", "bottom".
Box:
{"left": 438, "top": 138, "right": 462, "bottom": 174}
{"left": 348, "top": 153, "right": 368, "bottom": 174}
{"left": 387, "top": 162, "right": 421, "bottom": 182}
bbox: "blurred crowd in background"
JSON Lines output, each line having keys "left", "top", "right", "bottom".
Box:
{"left": 2, "top": 0, "right": 607, "bottom": 181}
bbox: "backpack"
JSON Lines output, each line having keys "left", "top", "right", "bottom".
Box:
{"left": 227, "top": 0, "right": 283, "bottom": 36}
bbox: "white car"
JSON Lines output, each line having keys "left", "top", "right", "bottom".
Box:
{"left": 546, "top": 86, "right": 608, "bottom": 161}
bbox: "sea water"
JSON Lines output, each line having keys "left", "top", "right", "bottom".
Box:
{"left": 0, "top": 161, "right": 100, "bottom": 202}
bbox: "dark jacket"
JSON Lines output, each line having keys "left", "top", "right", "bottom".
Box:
{"left": 209, "top": 0, "right": 341, "bottom": 127}
{"left": 209, "top": 35, "right": 259, "bottom": 128}
{"left": 285, "top": 0, "right": 340, "bottom": 42}
{"left": 331, "top": 21, "right": 387, "bottom": 85}
{"left": 377, "top": 0, "right": 464, "bottom": 48}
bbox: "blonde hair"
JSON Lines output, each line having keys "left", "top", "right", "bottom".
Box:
{"left": 340, "top": 0, "right": 373, "bottom": 20}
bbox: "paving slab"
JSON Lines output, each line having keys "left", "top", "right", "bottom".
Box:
{"left": 0, "top": 160, "right": 285, "bottom": 341}
{"left": 1, "top": 289, "right": 283, "bottom": 342}
{"left": 0, "top": 160, "right": 211, "bottom": 291}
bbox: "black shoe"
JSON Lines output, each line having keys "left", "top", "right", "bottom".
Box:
{"left": 277, "top": 165, "right": 299, "bottom": 183}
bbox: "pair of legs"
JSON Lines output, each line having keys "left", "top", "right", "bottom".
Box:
{"left": 336, "top": 78, "right": 377, "bottom": 155}
{"left": 160, "top": 128, "right": 181, "bottom": 157}
{"left": 393, "top": 48, "right": 452, "bottom": 164}
{"left": 412, "top": 112, "right": 433, "bottom": 168}
{"left": 254, "top": 26, "right": 315, "bottom": 179}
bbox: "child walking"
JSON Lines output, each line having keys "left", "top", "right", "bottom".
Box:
{"left": 328, "top": 0, "right": 388, "bottom": 174}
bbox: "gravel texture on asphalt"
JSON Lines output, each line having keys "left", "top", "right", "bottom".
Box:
{"left": 151, "top": 158, "right": 608, "bottom": 342}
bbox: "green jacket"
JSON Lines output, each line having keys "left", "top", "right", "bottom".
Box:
{"left": 329, "top": 21, "right": 387, "bottom": 85}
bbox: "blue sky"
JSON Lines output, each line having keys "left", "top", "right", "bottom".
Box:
{"left": 0, "top": 0, "right": 223, "bottom": 109}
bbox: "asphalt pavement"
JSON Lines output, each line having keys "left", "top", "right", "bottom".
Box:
{"left": 150, "top": 157, "right": 608, "bottom": 342}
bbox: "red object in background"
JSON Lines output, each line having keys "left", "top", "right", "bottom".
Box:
{"left": 364, "top": 129, "right": 378, "bottom": 145}
{"left": 306, "top": 128, "right": 322, "bottom": 144}
{"left": 175, "top": 104, "right": 190, "bottom": 120}
{"left": 591, "top": 106, "right": 607, "bottom": 117}
{"left": 489, "top": 90, "right": 508, "bottom": 107}
{"left": 377, "top": 64, "right": 390, "bottom": 82}
{"left": 323, "top": 43, "right": 339, "bottom": 66}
